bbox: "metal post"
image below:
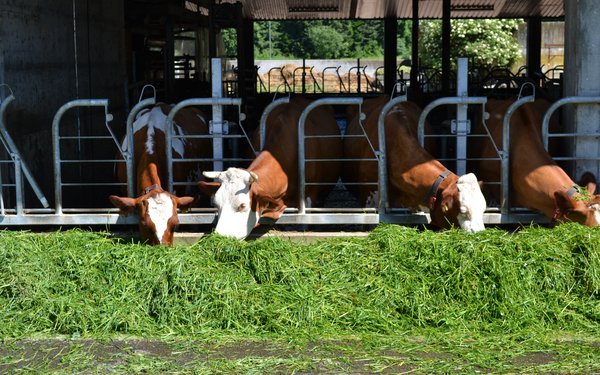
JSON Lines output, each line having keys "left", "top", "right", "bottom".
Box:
{"left": 501, "top": 95, "right": 535, "bottom": 215}
{"left": 211, "top": 58, "right": 225, "bottom": 172}
{"left": 165, "top": 97, "right": 242, "bottom": 193}
{"left": 377, "top": 95, "right": 408, "bottom": 213}
{"left": 418, "top": 96, "right": 487, "bottom": 147}
{"left": 52, "top": 99, "right": 110, "bottom": 215}
{"left": 455, "top": 58, "right": 469, "bottom": 176}
{"left": 298, "top": 97, "right": 363, "bottom": 214}
{"left": 14, "top": 157, "right": 23, "bottom": 215}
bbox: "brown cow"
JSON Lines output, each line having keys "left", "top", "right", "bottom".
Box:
{"left": 110, "top": 103, "right": 211, "bottom": 245}
{"left": 472, "top": 97, "right": 600, "bottom": 226}
{"left": 342, "top": 96, "right": 487, "bottom": 232}
{"left": 199, "top": 97, "right": 342, "bottom": 239}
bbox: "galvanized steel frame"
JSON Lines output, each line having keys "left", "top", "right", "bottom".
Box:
{"left": 6, "top": 91, "right": 600, "bottom": 228}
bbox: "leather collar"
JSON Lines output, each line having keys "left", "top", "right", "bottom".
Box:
{"left": 143, "top": 184, "right": 161, "bottom": 195}
{"left": 423, "top": 169, "right": 452, "bottom": 210}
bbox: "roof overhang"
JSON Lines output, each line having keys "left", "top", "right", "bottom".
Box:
{"left": 221, "top": 0, "right": 564, "bottom": 20}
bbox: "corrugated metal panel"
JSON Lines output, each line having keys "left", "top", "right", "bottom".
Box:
{"left": 236, "top": 0, "right": 564, "bottom": 20}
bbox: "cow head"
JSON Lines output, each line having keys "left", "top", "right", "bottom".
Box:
{"left": 553, "top": 188, "right": 600, "bottom": 227}
{"left": 109, "top": 188, "right": 194, "bottom": 245}
{"left": 199, "top": 168, "right": 260, "bottom": 239}
{"left": 429, "top": 173, "right": 487, "bottom": 232}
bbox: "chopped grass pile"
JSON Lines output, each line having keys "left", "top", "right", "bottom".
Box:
{"left": 0, "top": 224, "right": 598, "bottom": 338}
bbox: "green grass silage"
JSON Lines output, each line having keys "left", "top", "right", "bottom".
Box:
{"left": 0, "top": 224, "right": 598, "bottom": 338}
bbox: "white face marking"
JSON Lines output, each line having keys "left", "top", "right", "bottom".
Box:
{"left": 146, "top": 192, "right": 175, "bottom": 244}
{"left": 456, "top": 173, "right": 487, "bottom": 232}
{"left": 207, "top": 168, "right": 257, "bottom": 239}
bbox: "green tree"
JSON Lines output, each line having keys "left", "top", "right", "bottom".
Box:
{"left": 306, "top": 24, "right": 348, "bottom": 59}
{"left": 420, "top": 19, "right": 523, "bottom": 69}
{"left": 397, "top": 20, "right": 412, "bottom": 60}
{"left": 220, "top": 28, "right": 237, "bottom": 57}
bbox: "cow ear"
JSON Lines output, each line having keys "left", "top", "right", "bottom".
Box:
{"left": 203, "top": 171, "right": 222, "bottom": 179}
{"left": 578, "top": 172, "right": 597, "bottom": 194}
{"left": 109, "top": 195, "right": 137, "bottom": 215}
{"left": 197, "top": 181, "right": 221, "bottom": 196}
{"left": 441, "top": 195, "right": 454, "bottom": 214}
{"left": 554, "top": 190, "right": 576, "bottom": 218}
{"left": 175, "top": 196, "right": 195, "bottom": 211}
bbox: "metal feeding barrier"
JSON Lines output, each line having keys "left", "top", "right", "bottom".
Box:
{"left": 1, "top": 56, "right": 599, "bottom": 229}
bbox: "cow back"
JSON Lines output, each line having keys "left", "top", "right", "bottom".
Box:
{"left": 259, "top": 97, "right": 342, "bottom": 207}
{"left": 474, "top": 98, "right": 574, "bottom": 213}
{"left": 343, "top": 96, "right": 443, "bottom": 208}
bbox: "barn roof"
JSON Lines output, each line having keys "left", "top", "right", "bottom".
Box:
{"left": 223, "top": 0, "right": 564, "bottom": 20}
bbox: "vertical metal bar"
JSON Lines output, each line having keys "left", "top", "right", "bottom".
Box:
{"left": 455, "top": 58, "right": 469, "bottom": 176}
{"left": 377, "top": 95, "right": 408, "bottom": 213}
{"left": 409, "top": 0, "right": 420, "bottom": 100}
{"left": 211, "top": 58, "right": 224, "bottom": 172}
{"left": 501, "top": 95, "right": 535, "bottom": 215}
{"left": 14, "top": 157, "right": 23, "bottom": 215}
{"left": 298, "top": 97, "right": 363, "bottom": 214}
{"left": 441, "top": 0, "right": 451, "bottom": 95}
{"left": 357, "top": 58, "right": 361, "bottom": 93}
{"left": 302, "top": 58, "right": 306, "bottom": 94}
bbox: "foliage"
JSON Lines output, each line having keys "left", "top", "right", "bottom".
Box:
{"left": 220, "top": 28, "right": 237, "bottom": 57}
{"left": 305, "top": 24, "right": 348, "bottom": 59}
{"left": 0, "top": 224, "right": 599, "bottom": 339}
{"left": 420, "top": 19, "right": 523, "bottom": 69}
{"left": 253, "top": 19, "right": 406, "bottom": 59}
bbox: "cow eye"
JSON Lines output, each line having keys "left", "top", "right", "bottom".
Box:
{"left": 237, "top": 203, "right": 247, "bottom": 212}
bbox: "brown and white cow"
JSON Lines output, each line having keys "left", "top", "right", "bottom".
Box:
{"left": 472, "top": 97, "right": 600, "bottom": 226}
{"left": 110, "top": 103, "right": 211, "bottom": 245}
{"left": 342, "top": 96, "right": 487, "bottom": 232}
{"left": 199, "top": 97, "right": 342, "bottom": 239}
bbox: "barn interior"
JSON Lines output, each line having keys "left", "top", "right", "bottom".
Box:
{"left": 0, "top": 0, "right": 597, "bottom": 226}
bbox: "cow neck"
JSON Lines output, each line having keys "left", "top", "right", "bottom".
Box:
{"left": 422, "top": 169, "right": 452, "bottom": 208}
{"left": 138, "top": 161, "right": 163, "bottom": 196}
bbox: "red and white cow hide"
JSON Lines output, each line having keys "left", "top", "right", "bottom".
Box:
{"left": 199, "top": 97, "right": 342, "bottom": 239}
{"left": 110, "top": 103, "right": 211, "bottom": 245}
{"left": 342, "top": 96, "right": 487, "bottom": 232}
{"left": 472, "top": 97, "right": 600, "bottom": 226}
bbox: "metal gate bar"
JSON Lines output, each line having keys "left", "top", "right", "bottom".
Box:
{"left": 542, "top": 96, "right": 600, "bottom": 153}
{"left": 165, "top": 97, "right": 243, "bottom": 193}
{"left": 0, "top": 87, "right": 49, "bottom": 209}
{"left": 259, "top": 95, "right": 290, "bottom": 151}
{"left": 501, "top": 94, "right": 535, "bottom": 215}
{"left": 377, "top": 95, "right": 407, "bottom": 213}
{"left": 298, "top": 97, "right": 364, "bottom": 215}
{"left": 52, "top": 99, "right": 114, "bottom": 215}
